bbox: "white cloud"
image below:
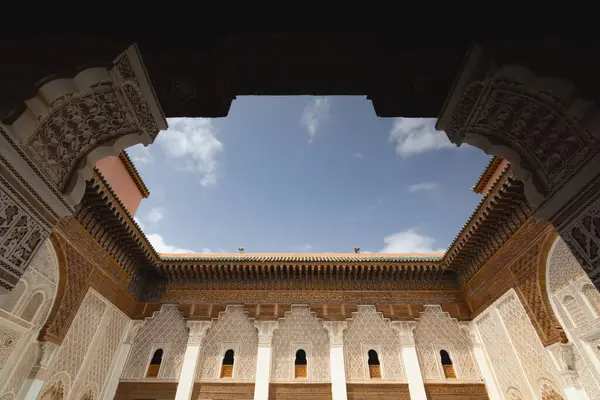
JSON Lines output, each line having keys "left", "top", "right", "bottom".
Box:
{"left": 408, "top": 182, "right": 439, "bottom": 193}
{"left": 352, "top": 152, "right": 364, "bottom": 159}
{"left": 157, "top": 118, "right": 224, "bottom": 186}
{"left": 147, "top": 233, "right": 194, "bottom": 254}
{"left": 146, "top": 207, "right": 164, "bottom": 224}
{"left": 389, "top": 118, "right": 454, "bottom": 157}
{"left": 301, "top": 97, "right": 330, "bottom": 143}
{"left": 291, "top": 244, "right": 313, "bottom": 252}
{"left": 127, "top": 144, "right": 154, "bottom": 165}
{"left": 379, "top": 229, "right": 446, "bottom": 253}
{"left": 134, "top": 217, "right": 145, "bottom": 230}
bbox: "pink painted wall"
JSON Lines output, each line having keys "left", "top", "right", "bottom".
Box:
{"left": 95, "top": 156, "right": 144, "bottom": 216}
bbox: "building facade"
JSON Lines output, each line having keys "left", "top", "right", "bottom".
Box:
{"left": 0, "top": 38, "right": 600, "bottom": 399}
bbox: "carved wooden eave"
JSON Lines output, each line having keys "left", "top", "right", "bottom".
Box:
{"left": 442, "top": 165, "right": 533, "bottom": 285}
{"left": 118, "top": 151, "right": 150, "bottom": 198}
{"left": 472, "top": 156, "right": 503, "bottom": 194}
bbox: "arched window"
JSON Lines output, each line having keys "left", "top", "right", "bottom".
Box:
{"left": 146, "top": 349, "right": 163, "bottom": 378}
{"left": 563, "top": 295, "right": 587, "bottom": 327}
{"left": 582, "top": 284, "right": 600, "bottom": 318}
{"left": 367, "top": 349, "right": 381, "bottom": 379}
{"left": 440, "top": 349, "right": 456, "bottom": 378}
{"left": 20, "top": 292, "right": 44, "bottom": 322}
{"left": 294, "top": 349, "right": 307, "bottom": 378}
{"left": 220, "top": 349, "right": 235, "bottom": 378}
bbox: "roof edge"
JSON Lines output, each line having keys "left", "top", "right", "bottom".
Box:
{"left": 119, "top": 151, "right": 151, "bottom": 198}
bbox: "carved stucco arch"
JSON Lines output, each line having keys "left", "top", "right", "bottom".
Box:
{"left": 38, "top": 232, "right": 68, "bottom": 344}
{"left": 437, "top": 44, "right": 600, "bottom": 210}
{"left": 40, "top": 371, "right": 71, "bottom": 399}
{"left": 3, "top": 44, "right": 166, "bottom": 207}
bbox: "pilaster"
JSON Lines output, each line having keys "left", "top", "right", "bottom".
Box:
{"left": 17, "top": 340, "right": 59, "bottom": 400}
{"left": 253, "top": 320, "right": 278, "bottom": 400}
{"left": 174, "top": 320, "right": 212, "bottom": 400}
{"left": 546, "top": 342, "right": 590, "bottom": 399}
{"left": 459, "top": 321, "right": 503, "bottom": 400}
{"left": 392, "top": 321, "right": 427, "bottom": 400}
{"left": 323, "top": 321, "right": 348, "bottom": 400}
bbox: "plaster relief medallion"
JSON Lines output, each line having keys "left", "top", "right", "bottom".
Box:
{"left": 171, "top": 78, "right": 197, "bottom": 101}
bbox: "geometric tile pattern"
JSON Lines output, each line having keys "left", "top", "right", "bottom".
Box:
{"left": 45, "top": 291, "right": 106, "bottom": 392}
{"left": 344, "top": 306, "right": 404, "bottom": 382}
{"left": 70, "top": 306, "right": 129, "bottom": 398}
{"left": 122, "top": 305, "right": 188, "bottom": 380}
{"left": 496, "top": 292, "right": 564, "bottom": 397}
{"left": 271, "top": 305, "right": 330, "bottom": 382}
{"left": 414, "top": 306, "right": 479, "bottom": 381}
{"left": 476, "top": 309, "right": 530, "bottom": 397}
{"left": 196, "top": 306, "right": 258, "bottom": 381}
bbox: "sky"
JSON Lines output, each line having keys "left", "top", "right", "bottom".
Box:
{"left": 126, "top": 96, "right": 491, "bottom": 254}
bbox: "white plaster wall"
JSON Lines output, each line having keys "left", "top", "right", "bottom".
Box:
{"left": 343, "top": 305, "right": 405, "bottom": 382}
{"left": 0, "top": 238, "right": 59, "bottom": 398}
{"left": 271, "top": 305, "right": 330, "bottom": 383}
{"left": 414, "top": 305, "right": 480, "bottom": 382}
{"left": 195, "top": 305, "right": 258, "bottom": 382}
{"left": 121, "top": 304, "right": 188, "bottom": 381}
{"left": 547, "top": 237, "right": 600, "bottom": 399}
{"left": 475, "top": 289, "right": 565, "bottom": 399}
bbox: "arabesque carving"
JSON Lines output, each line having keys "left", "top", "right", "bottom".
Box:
{"left": 5, "top": 44, "right": 167, "bottom": 207}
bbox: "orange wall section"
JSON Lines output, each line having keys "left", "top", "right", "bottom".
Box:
{"left": 95, "top": 156, "right": 144, "bottom": 216}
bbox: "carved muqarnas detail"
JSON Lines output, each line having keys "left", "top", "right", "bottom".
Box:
{"left": 439, "top": 46, "right": 600, "bottom": 207}
{"left": 0, "top": 188, "right": 47, "bottom": 288}
{"left": 24, "top": 82, "right": 139, "bottom": 192}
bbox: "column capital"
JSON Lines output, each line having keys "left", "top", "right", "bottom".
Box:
{"left": 254, "top": 320, "right": 279, "bottom": 347}
{"left": 124, "top": 320, "right": 144, "bottom": 345}
{"left": 391, "top": 321, "right": 417, "bottom": 347}
{"left": 29, "top": 340, "right": 60, "bottom": 380}
{"left": 459, "top": 321, "right": 482, "bottom": 346}
{"left": 323, "top": 321, "right": 347, "bottom": 347}
{"left": 187, "top": 321, "right": 212, "bottom": 345}
{"left": 546, "top": 342, "right": 581, "bottom": 389}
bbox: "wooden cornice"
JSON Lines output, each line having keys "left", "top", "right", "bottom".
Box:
{"left": 75, "top": 162, "right": 533, "bottom": 295}
{"left": 472, "top": 156, "right": 504, "bottom": 194}
{"left": 119, "top": 151, "right": 150, "bottom": 198}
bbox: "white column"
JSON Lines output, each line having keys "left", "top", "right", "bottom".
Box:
{"left": 392, "top": 321, "right": 427, "bottom": 400}
{"left": 17, "top": 341, "right": 59, "bottom": 400}
{"left": 253, "top": 320, "right": 279, "bottom": 400}
{"left": 460, "top": 321, "right": 503, "bottom": 400}
{"left": 101, "top": 320, "right": 143, "bottom": 400}
{"left": 547, "top": 342, "right": 590, "bottom": 400}
{"left": 175, "top": 321, "right": 212, "bottom": 400}
{"left": 323, "top": 321, "right": 348, "bottom": 400}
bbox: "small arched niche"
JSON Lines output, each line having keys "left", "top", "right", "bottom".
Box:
{"left": 367, "top": 349, "right": 381, "bottom": 379}
{"left": 294, "top": 349, "right": 308, "bottom": 378}
{"left": 20, "top": 291, "right": 44, "bottom": 322}
{"left": 220, "top": 349, "right": 235, "bottom": 378}
{"left": 146, "top": 349, "right": 163, "bottom": 378}
{"left": 440, "top": 349, "right": 456, "bottom": 378}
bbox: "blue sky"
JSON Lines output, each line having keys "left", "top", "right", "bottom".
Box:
{"left": 127, "top": 96, "right": 490, "bottom": 254}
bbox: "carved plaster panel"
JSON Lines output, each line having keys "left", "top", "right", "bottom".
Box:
{"left": 0, "top": 182, "right": 49, "bottom": 290}
{"left": 196, "top": 305, "right": 258, "bottom": 381}
{"left": 43, "top": 290, "right": 106, "bottom": 394}
{"left": 414, "top": 306, "right": 479, "bottom": 382}
{"left": 6, "top": 44, "right": 167, "bottom": 208}
{"left": 271, "top": 305, "right": 330, "bottom": 383}
{"left": 121, "top": 304, "right": 187, "bottom": 380}
{"left": 344, "top": 305, "right": 405, "bottom": 383}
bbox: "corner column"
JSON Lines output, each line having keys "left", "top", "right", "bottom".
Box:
{"left": 17, "top": 341, "right": 59, "bottom": 400}
{"left": 253, "top": 320, "right": 279, "bottom": 400}
{"left": 547, "top": 342, "right": 590, "bottom": 400}
{"left": 460, "top": 321, "right": 503, "bottom": 400}
{"left": 175, "top": 321, "right": 212, "bottom": 400}
{"left": 323, "top": 321, "right": 348, "bottom": 400}
{"left": 392, "top": 321, "right": 427, "bottom": 400}
{"left": 101, "top": 320, "right": 144, "bottom": 400}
